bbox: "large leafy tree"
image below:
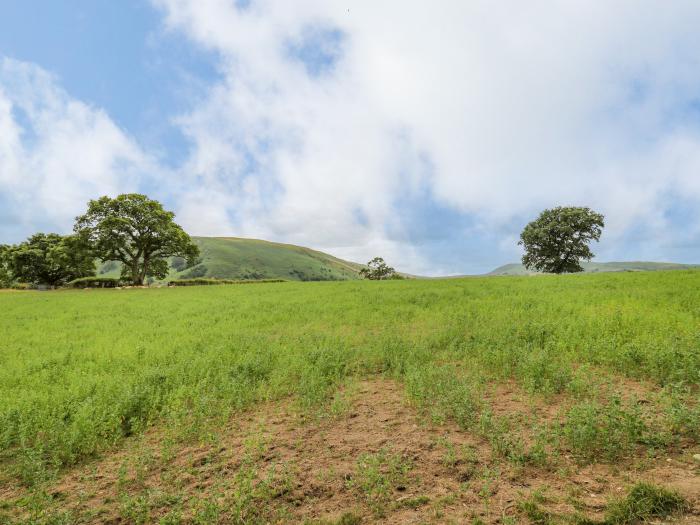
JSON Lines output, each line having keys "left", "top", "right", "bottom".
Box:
{"left": 74, "top": 194, "right": 199, "bottom": 285}
{"left": 0, "top": 244, "right": 12, "bottom": 287}
{"left": 6, "top": 233, "right": 96, "bottom": 286}
{"left": 359, "top": 257, "right": 396, "bottom": 280}
{"left": 519, "top": 206, "right": 604, "bottom": 274}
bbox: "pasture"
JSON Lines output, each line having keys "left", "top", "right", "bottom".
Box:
{"left": 1, "top": 271, "right": 699, "bottom": 523}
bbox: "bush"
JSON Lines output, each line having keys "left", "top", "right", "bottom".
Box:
{"left": 67, "top": 277, "right": 121, "bottom": 289}
{"left": 168, "top": 278, "right": 286, "bottom": 287}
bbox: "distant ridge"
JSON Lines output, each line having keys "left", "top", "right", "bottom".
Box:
{"left": 488, "top": 261, "right": 699, "bottom": 276}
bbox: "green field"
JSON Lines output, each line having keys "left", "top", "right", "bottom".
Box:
{"left": 1, "top": 271, "right": 699, "bottom": 523}
{"left": 98, "top": 237, "right": 363, "bottom": 282}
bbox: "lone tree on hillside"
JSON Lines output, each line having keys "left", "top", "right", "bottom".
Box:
{"left": 5, "top": 233, "right": 96, "bottom": 286}
{"left": 74, "top": 194, "right": 199, "bottom": 286}
{"left": 360, "top": 257, "right": 396, "bottom": 280}
{"left": 519, "top": 206, "right": 604, "bottom": 274}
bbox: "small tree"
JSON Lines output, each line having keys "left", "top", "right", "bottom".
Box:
{"left": 6, "top": 233, "right": 96, "bottom": 286}
{"left": 360, "top": 257, "right": 396, "bottom": 280}
{"left": 74, "top": 194, "right": 199, "bottom": 286}
{"left": 519, "top": 206, "right": 604, "bottom": 273}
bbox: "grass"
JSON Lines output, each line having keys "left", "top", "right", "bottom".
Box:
{"left": 346, "top": 448, "right": 412, "bottom": 516}
{"left": 604, "top": 482, "right": 687, "bottom": 525}
{"left": 1, "top": 270, "right": 699, "bottom": 521}
{"left": 515, "top": 483, "right": 688, "bottom": 525}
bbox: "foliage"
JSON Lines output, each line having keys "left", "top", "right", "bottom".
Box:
{"left": 519, "top": 206, "right": 604, "bottom": 273}
{"left": 169, "top": 278, "right": 286, "bottom": 286}
{"left": 0, "top": 244, "right": 12, "bottom": 287}
{"left": 66, "top": 277, "right": 121, "bottom": 288}
{"left": 74, "top": 194, "right": 199, "bottom": 285}
{"left": 4, "top": 233, "right": 95, "bottom": 286}
{"left": 359, "top": 257, "right": 396, "bottom": 280}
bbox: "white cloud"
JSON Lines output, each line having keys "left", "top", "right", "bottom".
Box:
{"left": 151, "top": 0, "right": 700, "bottom": 273}
{"left": 0, "top": 58, "right": 157, "bottom": 241}
{"left": 4, "top": 3, "right": 700, "bottom": 273}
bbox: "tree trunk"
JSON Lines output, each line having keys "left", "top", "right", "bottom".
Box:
{"left": 131, "top": 262, "right": 142, "bottom": 286}
{"left": 139, "top": 256, "right": 149, "bottom": 286}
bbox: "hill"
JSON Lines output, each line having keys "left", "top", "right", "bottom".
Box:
{"left": 98, "top": 237, "right": 364, "bottom": 282}
{"left": 488, "top": 261, "right": 699, "bottom": 275}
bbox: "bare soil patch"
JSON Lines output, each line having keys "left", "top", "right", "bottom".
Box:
{"left": 2, "top": 378, "right": 699, "bottom": 524}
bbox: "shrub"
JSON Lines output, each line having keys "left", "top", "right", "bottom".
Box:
{"left": 67, "top": 277, "right": 121, "bottom": 288}
{"left": 168, "top": 278, "right": 286, "bottom": 287}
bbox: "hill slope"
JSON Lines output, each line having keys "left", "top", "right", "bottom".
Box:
{"left": 99, "top": 237, "right": 363, "bottom": 282}
{"left": 488, "top": 261, "right": 698, "bottom": 275}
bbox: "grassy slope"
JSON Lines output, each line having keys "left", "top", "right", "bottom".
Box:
{"left": 488, "top": 260, "right": 699, "bottom": 275}
{"left": 99, "top": 236, "right": 363, "bottom": 282}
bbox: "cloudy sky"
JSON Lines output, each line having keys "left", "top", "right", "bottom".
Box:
{"left": 2, "top": 1, "right": 700, "bottom": 275}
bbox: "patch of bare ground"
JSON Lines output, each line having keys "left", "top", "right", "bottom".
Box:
{"left": 2, "top": 378, "right": 699, "bottom": 524}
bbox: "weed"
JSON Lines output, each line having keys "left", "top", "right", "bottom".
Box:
{"left": 603, "top": 482, "right": 687, "bottom": 525}
{"left": 561, "top": 396, "right": 647, "bottom": 462}
{"left": 397, "top": 495, "right": 430, "bottom": 510}
{"left": 517, "top": 489, "right": 555, "bottom": 525}
{"left": 346, "top": 448, "right": 412, "bottom": 517}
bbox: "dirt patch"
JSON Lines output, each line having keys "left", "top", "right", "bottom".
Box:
{"left": 2, "top": 378, "right": 699, "bottom": 524}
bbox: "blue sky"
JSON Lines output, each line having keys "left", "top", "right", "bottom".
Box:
{"left": 2, "top": 1, "right": 700, "bottom": 275}
{"left": 0, "top": 0, "right": 217, "bottom": 164}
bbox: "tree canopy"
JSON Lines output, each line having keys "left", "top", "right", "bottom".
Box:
{"left": 5, "top": 233, "right": 96, "bottom": 286}
{"left": 519, "top": 206, "right": 604, "bottom": 274}
{"left": 0, "top": 244, "right": 12, "bottom": 288}
{"left": 360, "top": 257, "right": 397, "bottom": 280}
{"left": 74, "top": 194, "right": 199, "bottom": 286}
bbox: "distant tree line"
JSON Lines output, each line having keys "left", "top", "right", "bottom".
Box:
{"left": 0, "top": 201, "right": 605, "bottom": 288}
{"left": 0, "top": 194, "right": 199, "bottom": 288}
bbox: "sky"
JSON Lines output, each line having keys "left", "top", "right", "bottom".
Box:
{"left": 2, "top": 1, "right": 700, "bottom": 275}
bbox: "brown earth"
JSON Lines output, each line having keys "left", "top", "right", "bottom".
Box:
{"left": 2, "top": 378, "right": 699, "bottom": 524}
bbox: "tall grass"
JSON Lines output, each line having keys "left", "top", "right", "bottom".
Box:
{"left": 1, "top": 270, "right": 699, "bottom": 484}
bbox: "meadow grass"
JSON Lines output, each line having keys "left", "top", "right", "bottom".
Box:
{"left": 1, "top": 270, "right": 699, "bottom": 491}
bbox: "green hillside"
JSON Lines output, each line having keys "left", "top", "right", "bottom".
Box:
{"left": 488, "top": 261, "right": 698, "bottom": 275}
{"left": 98, "top": 237, "right": 363, "bottom": 282}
